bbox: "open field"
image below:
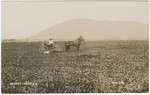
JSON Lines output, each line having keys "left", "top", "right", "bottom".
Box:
{"left": 1, "top": 41, "right": 149, "bottom": 93}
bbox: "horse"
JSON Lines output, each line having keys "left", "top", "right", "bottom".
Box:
{"left": 65, "top": 36, "right": 85, "bottom": 52}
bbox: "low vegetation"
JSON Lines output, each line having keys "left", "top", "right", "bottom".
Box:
{"left": 1, "top": 41, "right": 149, "bottom": 93}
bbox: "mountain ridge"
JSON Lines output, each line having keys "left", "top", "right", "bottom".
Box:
{"left": 26, "top": 18, "right": 149, "bottom": 41}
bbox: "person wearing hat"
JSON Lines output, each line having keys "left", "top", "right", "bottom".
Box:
{"left": 47, "top": 38, "right": 53, "bottom": 49}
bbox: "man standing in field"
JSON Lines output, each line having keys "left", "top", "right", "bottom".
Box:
{"left": 47, "top": 39, "right": 53, "bottom": 49}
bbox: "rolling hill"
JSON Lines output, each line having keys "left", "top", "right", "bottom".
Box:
{"left": 27, "top": 18, "right": 149, "bottom": 41}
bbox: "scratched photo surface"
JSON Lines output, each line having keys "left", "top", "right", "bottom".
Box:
{"left": 1, "top": 1, "right": 149, "bottom": 93}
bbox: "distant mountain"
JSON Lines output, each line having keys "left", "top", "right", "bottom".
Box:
{"left": 27, "top": 18, "right": 149, "bottom": 41}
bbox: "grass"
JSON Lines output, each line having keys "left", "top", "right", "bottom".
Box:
{"left": 1, "top": 40, "right": 149, "bottom": 93}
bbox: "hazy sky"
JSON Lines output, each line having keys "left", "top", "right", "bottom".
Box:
{"left": 2, "top": 1, "right": 149, "bottom": 39}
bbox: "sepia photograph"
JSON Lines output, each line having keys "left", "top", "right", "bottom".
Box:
{"left": 1, "top": 0, "right": 149, "bottom": 93}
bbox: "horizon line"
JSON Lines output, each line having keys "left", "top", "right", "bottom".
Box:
{"left": 2, "top": 38, "right": 149, "bottom": 40}
{"left": 61, "top": 18, "right": 149, "bottom": 24}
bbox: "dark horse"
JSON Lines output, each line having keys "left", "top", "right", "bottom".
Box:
{"left": 65, "top": 36, "right": 85, "bottom": 52}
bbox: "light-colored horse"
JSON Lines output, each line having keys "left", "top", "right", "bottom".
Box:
{"left": 39, "top": 42, "right": 62, "bottom": 53}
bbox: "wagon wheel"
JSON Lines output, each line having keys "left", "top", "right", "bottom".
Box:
{"left": 49, "top": 45, "right": 62, "bottom": 53}
{"left": 39, "top": 45, "right": 48, "bottom": 53}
